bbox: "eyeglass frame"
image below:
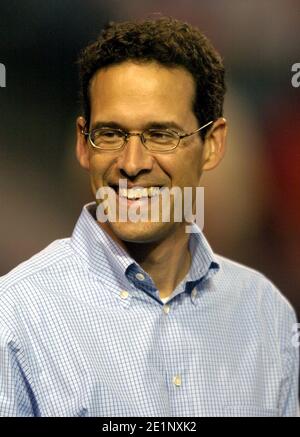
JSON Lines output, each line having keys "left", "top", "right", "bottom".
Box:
{"left": 81, "top": 120, "right": 214, "bottom": 152}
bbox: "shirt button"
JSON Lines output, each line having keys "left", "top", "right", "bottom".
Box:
{"left": 191, "top": 288, "right": 197, "bottom": 299}
{"left": 173, "top": 375, "right": 182, "bottom": 387}
{"left": 120, "top": 290, "right": 129, "bottom": 299}
{"left": 163, "top": 304, "right": 170, "bottom": 314}
{"left": 135, "top": 273, "right": 145, "bottom": 281}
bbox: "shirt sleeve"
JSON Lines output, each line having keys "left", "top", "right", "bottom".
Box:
{"left": 0, "top": 324, "right": 36, "bottom": 417}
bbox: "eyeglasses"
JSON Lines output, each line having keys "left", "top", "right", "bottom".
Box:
{"left": 82, "top": 120, "right": 214, "bottom": 152}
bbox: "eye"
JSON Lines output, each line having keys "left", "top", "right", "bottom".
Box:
{"left": 93, "top": 129, "right": 124, "bottom": 142}
{"left": 146, "top": 130, "right": 177, "bottom": 143}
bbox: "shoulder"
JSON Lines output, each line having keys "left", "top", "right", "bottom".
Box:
{"left": 214, "top": 254, "right": 297, "bottom": 323}
{"left": 0, "top": 238, "right": 73, "bottom": 290}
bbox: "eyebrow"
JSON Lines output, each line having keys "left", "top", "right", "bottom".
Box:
{"left": 90, "top": 120, "right": 185, "bottom": 132}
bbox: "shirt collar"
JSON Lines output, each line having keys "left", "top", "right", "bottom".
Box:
{"left": 70, "top": 202, "right": 220, "bottom": 292}
{"left": 70, "top": 202, "right": 134, "bottom": 281}
{"left": 187, "top": 221, "right": 220, "bottom": 284}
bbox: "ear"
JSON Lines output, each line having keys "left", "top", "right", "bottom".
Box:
{"left": 201, "top": 117, "right": 227, "bottom": 171}
{"left": 76, "top": 116, "right": 90, "bottom": 170}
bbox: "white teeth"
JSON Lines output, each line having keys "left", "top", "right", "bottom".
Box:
{"left": 141, "top": 188, "right": 148, "bottom": 197}
{"left": 118, "top": 187, "right": 161, "bottom": 199}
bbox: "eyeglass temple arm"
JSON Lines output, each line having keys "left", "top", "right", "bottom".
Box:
{"left": 180, "top": 120, "right": 214, "bottom": 138}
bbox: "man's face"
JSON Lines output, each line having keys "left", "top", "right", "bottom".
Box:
{"left": 76, "top": 60, "right": 224, "bottom": 244}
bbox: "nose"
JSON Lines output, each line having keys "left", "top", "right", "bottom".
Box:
{"left": 117, "top": 133, "right": 154, "bottom": 178}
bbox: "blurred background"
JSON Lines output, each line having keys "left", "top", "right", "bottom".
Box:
{"left": 0, "top": 0, "right": 299, "bottom": 327}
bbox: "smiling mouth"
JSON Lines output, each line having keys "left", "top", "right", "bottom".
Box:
{"left": 109, "top": 185, "right": 163, "bottom": 200}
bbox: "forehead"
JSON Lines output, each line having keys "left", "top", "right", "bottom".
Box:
{"left": 89, "top": 61, "right": 196, "bottom": 125}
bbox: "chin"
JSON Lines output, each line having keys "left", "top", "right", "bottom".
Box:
{"left": 107, "top": 220, "right": 175, "bottom": 244}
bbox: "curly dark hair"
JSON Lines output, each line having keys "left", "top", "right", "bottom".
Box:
{"left": 78, "top": 17, "right": 226, "bottom": 140}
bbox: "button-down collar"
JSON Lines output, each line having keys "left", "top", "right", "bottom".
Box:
{"left": 70, "top": 202, "right": 220, "bottom": 304}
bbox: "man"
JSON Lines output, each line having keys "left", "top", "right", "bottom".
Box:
{"left": 0, "top": 17, "right": 298, "bottom": 417}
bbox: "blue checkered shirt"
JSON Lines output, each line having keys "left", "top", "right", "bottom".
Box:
{"left": 0, "top": 202, "right": 299, "bottom": 417}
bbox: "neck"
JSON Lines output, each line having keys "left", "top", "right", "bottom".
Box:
{"left": 125, "top": 229, "right": 191, "bottom": 299}
{"left": 98, "top": 218, "right": 191, "bottom": 299}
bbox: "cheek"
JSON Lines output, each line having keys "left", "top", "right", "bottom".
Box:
{"left": 160, "top": 149, "right": 202, "bottom": 187}
{"left": 88, "top": 154, "right": 112, "bottom": 188}
{"left": 181, "top": 145, "right": 203, "bottom": 185}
